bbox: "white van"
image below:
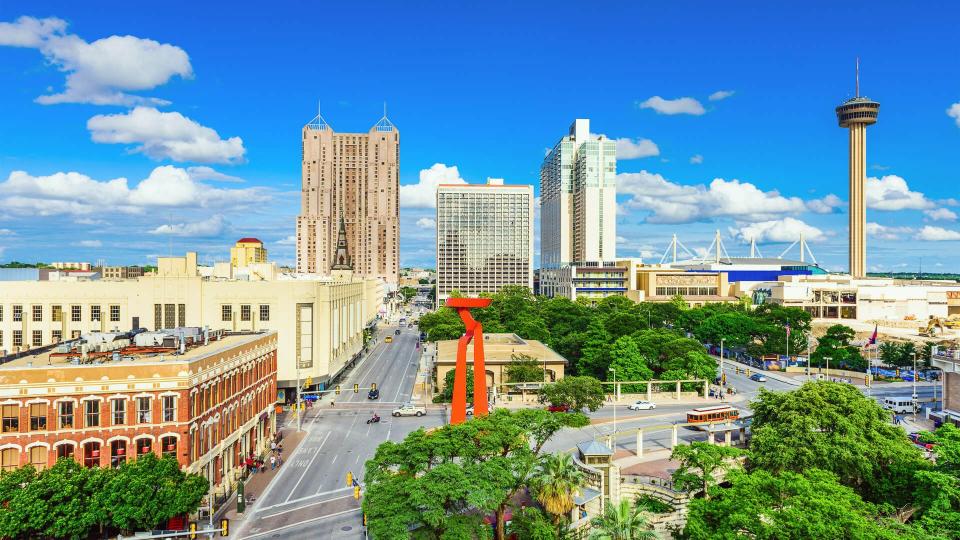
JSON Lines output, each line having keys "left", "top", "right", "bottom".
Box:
{"left": 883, "top": 397, "right": 918, "bottom": 414}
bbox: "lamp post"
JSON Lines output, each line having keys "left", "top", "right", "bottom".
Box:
{"left": 609, "top": 368, "right": 617, "bottom": 441}
{"left": 719, "top": 338, "right": 725, "bottom": 401}
{"left": 824, "top": 356, "right": 831, "bottom": 381}
{"left": 913, "top": 352, "right": 918, "bottom": 421}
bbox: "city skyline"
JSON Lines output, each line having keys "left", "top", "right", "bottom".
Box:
{"left": 1, "top": 3, "right": 960, "bottom": 272}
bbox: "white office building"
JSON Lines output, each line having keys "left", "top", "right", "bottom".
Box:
{"left": 540, "top": 119, "right": 617, "bottom": 297}
{"left": 436, "top": 179, "right": 534, "bottom": 304}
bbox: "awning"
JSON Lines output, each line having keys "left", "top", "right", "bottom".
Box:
{"left": 573, "top": 487, "right": 601, "bottom": 506}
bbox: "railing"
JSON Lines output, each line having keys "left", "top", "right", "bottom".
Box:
{"left": 621, "top": 474, "right": 676, "bottom": 491}
{"left": 570, "top": 452, "right": 603, "bottom": 486}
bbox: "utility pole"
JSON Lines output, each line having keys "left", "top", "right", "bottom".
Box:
{"left": 719, "top": 338, "right": 725, "bottom": 401}
{"left": 824, "top": 356, "right": 831, "bottom": 381}
{"left": 296, "top": 361, "right": 303, "bottom": 432}
{"left": 609, "top": 368, "right": 617, "bottom": 441}
{"left": 913, "top": 352, "right": 918, "bottom": 422}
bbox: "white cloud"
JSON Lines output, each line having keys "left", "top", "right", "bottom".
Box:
{"left": 276, "top": 235, "right": 296, "bottom": 246}
{"left": 74, "top": 218, "right": 107, "bottom": 226}
{"left": 618, "top": 171, "right": 807, "bottom": 224}
{"left": 0, "top": 229, "right": 13, "bottom": 235}
{"left": 867, "top": 175, "right": 934, "bottom": 211}
{"left": 615, "top": 138, "right": 659, "bottom": 159}
{"left": 637, "top": 96, "right": 705, "bottom": 116}
{"left": 689, "top": 154, "right": 704, "bottom": 165}
{"left": 708, "top": 90, "right": 735, "bottom": 101}
{"left": 924, "top": 208, "right": 958, "bottom": 221}
{"left": 730, "top": 217, "right": 826, "bottom": 243}
{"left": 867, "top": 222, "right": 914, "bottom": 240}
{"left": 149, "top": 214, "right": 227, "bottom": 237}
{"left": 416, "top": 217, "right": 436, "bottom": 229}
{"left": 88, "top": 107, "right": 245, "bottom": 164}
{"left": 806, "top": 194, "right": 844, "bottom": 214}
{"left": 0, "top": 16, "right": 192, "bottom": 105}
{"left": 915, "top": 226, "right": 960, "bottom": 242}
{"left": 75, "top": 239, "right": 102, "bottom": 248}
{"left": 948, "top": 103, "right": 960, "bottom": 127}
{"left": 0, "top": 166, "right": 268, "bottom": 216}
{"left": 186, "top": 166, "right": 244, "bottom": 183}
{"left": 400, "top": 163, "right": 468, "bottom": 208}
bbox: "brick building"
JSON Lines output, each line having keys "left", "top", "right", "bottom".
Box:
{"left": 0, "top": 328, "right": 277, "bottom": 493}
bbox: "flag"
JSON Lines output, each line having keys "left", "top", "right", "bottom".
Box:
{"left": 868, "top": 325, "right": 878, "bottom": 346}
{"left": 785, "top": 323, "right": 791, "bottom": 338}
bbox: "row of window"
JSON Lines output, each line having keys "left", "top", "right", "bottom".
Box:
{"left": 0, "top": 329, "right": 86, "bottom": 348}
{"left": 0, "top": 437, "right": 179, "bottom": 472}
{"left": 0, "top": 304, "right": 121, "bottom": 323}
{"left": 190, "top": 386, "right": 273, "bottom": 461}
{"left": 0, "top": 396, "right": 176, "bottom": 433}
{"left": 221, "top": 304, "right": 271, "bottom": 323}
{"left": 654, "top": 287, "right": 719, "bottom": 296}
{"left": 192, "top": 353, "right": 275, "bottom": 418}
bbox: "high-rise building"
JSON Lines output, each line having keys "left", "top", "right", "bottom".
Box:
{"left": 835, "top": 64, "right": 879, "bottom": 278}
{"left": 540, "top": 119, "right": 617, "bottom": 297}
{"left": 296, "top": 110, "right": 399, "bottom": 284}
{"left": 436, "top": 179, "right": 534, "bottom": 304}
{"left": 230, "top": 237, "right": 268, "bottom": 268}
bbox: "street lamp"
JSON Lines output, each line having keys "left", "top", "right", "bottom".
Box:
{"left": 719, "top": 338, "right": 725, "bottom": 401}
{"left": 913, "top": 352, "right": 918, "bottom": 421}
{"left": 823, "top": 356, "right": 831, "bottom": 381}
{"left": 609, "top": 368, "right": 617, "bottom": 441}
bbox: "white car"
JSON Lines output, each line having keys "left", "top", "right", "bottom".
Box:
{"left": 627, "top": 400, "right": 656, "bottom": 411}
{"left": 392, "top": 403, "right": 426, "bottom": 417}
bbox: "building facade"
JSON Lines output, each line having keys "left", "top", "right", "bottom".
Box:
{"left": 836, "top": 93, "right": 880, "bottom": 278}
{"left": 0, "top": 330, "right": 276, "bottom": 494}
{"left": 296, "top": 113, "right": 400, "bottom": 285}
{"left": 434, "top": 333, "right": 567, "bottom": 389}
{"left": 230, "top": 238, "right": 268, "bottom": 269}
{"left": 0, "top": 252, "right": 383, "bottom": 394}
{"left": 540, "top": 119, "right": 617, "bottom": 297}
{"left": 436, "top": 180, "right": 534, "bottom": 304}
{"left": 553, "top": 262, "right": 628, "bottom": 302}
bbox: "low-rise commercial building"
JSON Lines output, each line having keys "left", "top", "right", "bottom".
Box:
{"left": 551, "top": 262, "right": 628, "bottom": 302}
{"left": 0, "top": 329, "right": 276, "bottom": 493}
{"left": 433, "top": 333, "right": 567, "bottom": 390}
{"left": 230, "top": 238, "right": 268, "bottom": 269}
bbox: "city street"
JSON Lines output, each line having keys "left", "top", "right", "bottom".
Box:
{"left": 234, "top": 323, "right": 443, "bottom": 539}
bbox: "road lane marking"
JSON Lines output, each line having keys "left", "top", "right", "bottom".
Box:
{"left": 284, "top": 431, "right": 332, "bottom": 503}
{"left": 238, "top": 508, "right": 362, "bottom": 540}
{"left": 256, "top": 490, "right": 354, "bottom": 515}
{"left": 392, "top": 337, "right": 419, "bottom": 402}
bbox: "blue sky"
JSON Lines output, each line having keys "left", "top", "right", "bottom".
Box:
{"left": 1, "top": 2, "right": 959, "bottom": 272}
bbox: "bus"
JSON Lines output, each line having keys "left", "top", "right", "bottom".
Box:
{"left": 686, "top": 405, "right": 740, "bottom": 424}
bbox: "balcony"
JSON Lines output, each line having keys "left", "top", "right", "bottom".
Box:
{"left": 931, "top": 346, "right": 960, "bottom": 373}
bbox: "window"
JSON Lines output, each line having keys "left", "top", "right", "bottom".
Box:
{"left": 32, "top": 305, "right": 42, "bottom": 322}
{"left": 13, "top": 305, "right": 22, "bottom": 322}
{"left": 241, "top": 304, "right": 251, "bottom": 322}
{"left": 161, "top": 436, "right": 177, "bottom": 458}
{"left": 0, "top": 305, "right": 3, "bottom": 321}
{"left": 57, "top": 444, "right": 75, "bottom": 461}
{"left": 52, "top": 305, "right": 63, "bottom": 322}
{"left": 29, "top": 446, "right": 46, "bottom": 471}
{"left": 259, "top": 304, "right": 270, "bottom": 322}
{"left": 111, "top": 399, "right": 126, "bottom": 425}
{"left": 154, "top": 304, "right": 162, "bottom": 330}
{"left": 85, "top": 400, "right": 100, "bottom": 428}
{"left": 178, "top": 304, "right": 186, "bottom": 327}
{"left": 29, "top": 403, "right": 46, "bottom": 431}
{"left": 91, "top": 305, "right": 101, "bottom": 322}
{"left": 164, "top": 304, "right": 175, "bottom": 329}
{"left": 162, "top": 396, "right": 176, "bottom": 422}
{"left": 1, "top": 448, "right": 18, "bottom": 471}
{"left": 71, "top": 305, "right": 81, "bottom": 322}
{"left": 71, "top": 330, "right": 81, "bottom": 340}
{"left": 58, "top": 402, "right": 74, "bottom": 429}
{"left": 31, "top": 330, "right": 42, "bottom": 347}
{"left": 83, "top": 442, "right": 100, "bottom": 468}
{"left": 136, "top": 438, "right": 152, "bottom": 456}
{"left": 110, "top": 305, "right": 120, "bottom": 322}
{"left": 52, "top": 330, "right": 62, "bottom": 343}
{"left": 137, "top": 397, "right": 151, "bottom": 423}
{"left": 1, "top": 405, "right": 18, "bottom": 432}
{"left": 110, "top": 440, "right": 126, "bottom": 468}
{"left": 221, "top": 305, "right": 232, "bottom": 322}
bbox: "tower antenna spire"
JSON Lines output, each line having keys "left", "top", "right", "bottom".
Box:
{"left": 856, "top": 57, "right": 860, "bottom": 97}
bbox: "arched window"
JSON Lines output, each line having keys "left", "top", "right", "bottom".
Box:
{"left": 83, "top": 442, "right": 100, "bottom": 468}
{"left": 110, "top": 440, "right": 126, "bottom": 468}
{"left": 29, "top": 446, "right": 47, "bottom": 471}
{"left": 56, "top": 443, "right": 75, "bottom": 462}
{"left": 161, "top": 436, "right": 177, "bottom": 459}
{"left": 136, "top": 438, "right": 152, "bottom": 456}
{"left": 1, "top": 448, "right": 19, "bottom": 471}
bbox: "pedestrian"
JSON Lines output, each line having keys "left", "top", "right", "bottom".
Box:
{"left": 271, "top": 441, "right": 277, "bottom": 452}
{"left": 331, "top": 400, "right": 335, "bottom": 408}
{"left": 270, "top": 455, "right": 276, "bottom": 470}
{"left": 278, "top": 443, "right": 284, "bottom": 456}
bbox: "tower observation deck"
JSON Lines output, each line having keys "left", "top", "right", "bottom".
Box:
{"left": 836, "top": 66, "right": 880, "bottom": 279}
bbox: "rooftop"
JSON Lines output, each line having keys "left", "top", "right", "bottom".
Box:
{"left": 435, "top": 333, "right": 567, "bottom": 365}
{"left": 236, "top": 237, "right": 263, "bottom": 244}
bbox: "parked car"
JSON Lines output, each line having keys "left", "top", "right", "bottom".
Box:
{"left": 465, "top": 404, "right": 474, "bottom": 416}
{"left": 395, "top": 329, "right": 401, "bottom": 335}
{"left": 368, "top": 388, "right": 380, "bottom": 400}
{"left": 392, "top": 402, "right": 426, "bottom": 417}
{"left": 627, "top": 400, "right": 656, "bottom": 411}
{"left": 749, "top": 374, "right": 768, "bottom": 382}
{"left": 909, "top": 432, "right": 936, "bottom": 450}
{"left": 546, "top": 404, "right": 570, "bottom": 413}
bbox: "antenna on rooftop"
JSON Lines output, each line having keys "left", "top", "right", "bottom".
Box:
{"left": 855, "top": 57, "right": 860, "bottom": 97}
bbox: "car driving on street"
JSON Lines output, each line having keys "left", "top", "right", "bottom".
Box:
{"left": 392, "top": 402, "right": 426, "bottom": 417}
{"left": 368, "top": 387, "right": 380, "bottom": 400}
{"left": 627, "top": 400, "right": 656, "bottom": 411}
{"left": 749, "top": 373, "right": 768, "bottom": 382}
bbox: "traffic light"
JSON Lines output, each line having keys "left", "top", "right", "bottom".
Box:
{"left": 746, "top": 369, "right": 751, "bottom": 377}
{"left": 354, "top": 383, "right": 359, "bottom": 394}
{"left": 371, "top": 382, "right": 377, "bottom": 391}
{"left": 220, "top": 519, "right": 229, "bottom": 537}
{"left": 363, "top": 513, "right": 367, "bottom": 526}
{"left": 335, "top": 385, "right": 341, "bottom": 395}
{"left": 721, "top": 373, "right": 726, "bottom": 385}
{"left": 304, "top": 377, "right": 313, "bottom": 388}
{"left": 354, "top": 485, "right": 361, "bottom": 499}
{"left": 189, "top": 522, "right": 197, "bottom": 540}
{"left": 346, "top": 471, "right": 353, "bottom": 487}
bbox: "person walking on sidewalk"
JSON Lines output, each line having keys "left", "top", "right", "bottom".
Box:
{"left": 270, "top": 455, "right": 276, "bottom": 470}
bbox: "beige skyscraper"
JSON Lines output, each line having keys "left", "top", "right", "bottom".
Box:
{"left": 835, "top": 66, "right": 879, "bottom": 278}
{"left": 296, "top": 111, "right": 400, "bottom": 284}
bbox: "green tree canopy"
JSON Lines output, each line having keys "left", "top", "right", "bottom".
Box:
{"left": 505, "top": 353, "right": 546, "bottom": 383}
{"left": 670, "top": 442, "right": 742, "bottom": 500}
{"left": 607, "top": 336, "right": 654, "bottom": 392}
{"left": 539, "top": 376, "right": 605, "bottom": 412}
{"left": 811, "top": 324, "right": 866, "bottom": 370}
{"left": 911, "top": 424, "right": 960, "bottom": 539}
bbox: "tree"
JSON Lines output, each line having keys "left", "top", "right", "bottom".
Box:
{"left": 506, "top": 353, "right": 546, "bottom": 383}
{"left": 607, "top": 337, "right": 654, "bottom": 392}
{"left": 682, "top": 468, "right": 908, "bottom": 540}
{"left": 435, "top": 368, "right": 475, "bottom": 403}
{"left": 693, "top": 311, "right": 757, "bottom": 349}
{"left": 588, "top": 498, "right": 657, "bottom": 540}
{"left": 418, "top": 307, "right": 464, "bottom": 341}
{"left": 911, "top": 424, "right": 960, "bottom": 538}
{"left": 531, "top": 452, "right": 585, "bottom": 524}
{"left": 539, "top": 376, "right": 605, "bottom": 412}
{"left": 811, "top": 324, "right": 865, "bottom": 371}
{"left": 879, "top": 341, "right": 902, "bottom": 367}
{"left": 363, "top": 409, "right": 589, "bottom": 540}
{"left": 670, "top": 442, "right": 742, "bottom": 500}
{"left": 749, "top": 381, "right": 928, "bottom": 505}
{"left": 399, "top": 286, "right": 418, "bottom": 302}
{"left": 509, "top": 506, "right": 560, "bottom": 540}
{"left": 577, "top": 319, "right": 613, "bottom": 378}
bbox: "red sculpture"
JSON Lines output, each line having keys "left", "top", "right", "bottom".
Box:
{"left": 445, "top": 297, "right": 492, "bottom": 424}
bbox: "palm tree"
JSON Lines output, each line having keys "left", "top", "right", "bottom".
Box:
{"left": 588, "top": 499, "right": 657, "bottom": 540}
{"left": 531, "top": 452, "right": 585, "bottom": 523}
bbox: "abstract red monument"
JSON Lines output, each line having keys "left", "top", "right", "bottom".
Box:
{"left": 445, "top": 297, "right": 492, "bottom": 424}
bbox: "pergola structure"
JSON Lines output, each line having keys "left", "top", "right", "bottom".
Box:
{"left": 445, "top": 297, "right": 492, "bottom": 424}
